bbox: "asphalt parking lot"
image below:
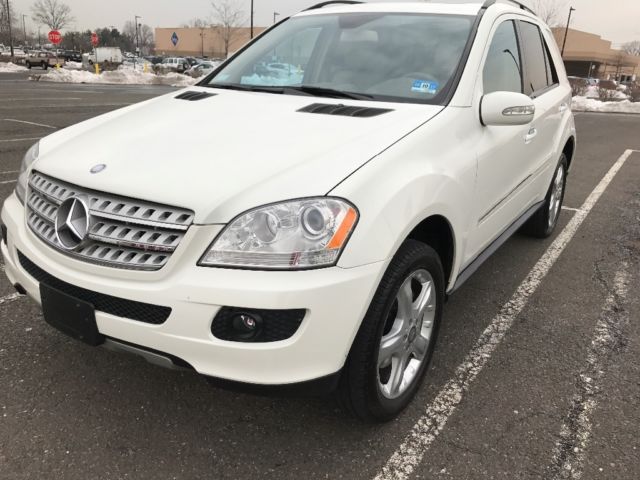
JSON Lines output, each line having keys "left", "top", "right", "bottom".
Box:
{"left": 1, "top": 72, "right": 639, "bottom": 480}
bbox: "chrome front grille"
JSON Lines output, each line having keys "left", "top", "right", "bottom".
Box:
{"left": 26, "top": 171, "right": 195, "bottom": 271}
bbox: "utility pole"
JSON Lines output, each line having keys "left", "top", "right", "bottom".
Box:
{"left": 200, "top": 28, "right": 205, "bottom": 57}
{"left": 134, "top": 15, "right": 141, "bottom": 70}
{"left": 250, "top": 0, "right": 254, "bottom": 39}
{"left": 5, "top": 0, "right": 14, "bottom": 57}
{"left": 561, "top": 7, "right": 575, "bottom": 57}
{"left": 22, "top": 13, "right": 27, "bottom": 46}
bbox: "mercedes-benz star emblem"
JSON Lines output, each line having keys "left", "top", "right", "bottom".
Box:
{"left": 90, "top": 164, "right": 106, "bottom": 174}
{"left": 55, "top": 197, "right": 90, "bottom": 250}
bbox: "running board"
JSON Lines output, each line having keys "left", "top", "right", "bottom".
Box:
{"left": 450, "top": 201, "right": 544, "bottom": 293}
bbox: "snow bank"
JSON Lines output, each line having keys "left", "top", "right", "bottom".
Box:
{"left": 65, "top": 61, "right": 83, "bottom": 70}
{"left": 0, "top": 62, "right": 28, "bottom": 73}
{"left": 32, "top": 68, "right": 197, "bottom": 87}
{"left": 572, "top": 96, "right": 640, "bottom": 114}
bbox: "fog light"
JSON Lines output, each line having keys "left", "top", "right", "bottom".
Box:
{"left": 231, "top": 313, "right": 263, "bottom": 340}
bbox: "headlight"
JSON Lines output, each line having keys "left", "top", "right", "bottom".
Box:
{"left": 200, "top": 198, "right": 358, "bottom": 270}
{"left": 15, "top": 142, "right": 39, "bottom": 204}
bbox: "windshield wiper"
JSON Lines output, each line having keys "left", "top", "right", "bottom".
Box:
{"left": 206, "top": 83, "right": 285, "bottom": 94}
{"left": 284, "top": 86, "right": 374, "bottom": 100}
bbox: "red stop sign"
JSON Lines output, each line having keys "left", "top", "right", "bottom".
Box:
{"left": 91, "top": 32, "right": 98, "bottom": 46}
{"left": 48, "top": 30, "right": 62, "bottom": 45}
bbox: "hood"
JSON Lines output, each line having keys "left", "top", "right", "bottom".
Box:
{"left": 35, "top": 87, "right": 442, "bottom": 223}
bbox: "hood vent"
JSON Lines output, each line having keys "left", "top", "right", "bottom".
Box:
{"left": 175, "top": 91, "right": 217, "bottom": 101}
{"left": 298, "top": 103, "right": 393, "bottom": 118}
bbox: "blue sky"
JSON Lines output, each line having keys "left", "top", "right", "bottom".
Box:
{"left": 15, "top": 0, "right": 640, "bottom": 45}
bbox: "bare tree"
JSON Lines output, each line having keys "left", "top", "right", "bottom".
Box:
{"left": 622, "top": 40, "right": 640, "bottom": 57}
{"left": 211, "top": 0, "right": 244, "bottom": 58}
{"left": 31, "top": 0, "right": 74, "bottom": 31}
{"left": 0, "top": 0, "right": 17, "bottom": 45}
{"left": 182, "top": 18, "right": 210, "bottom": 28}
{"left": 532, "top": 0, "right": 567, "bottom": 27}
{"left": 123, "top": 20, "right": 154, "bottom": 54}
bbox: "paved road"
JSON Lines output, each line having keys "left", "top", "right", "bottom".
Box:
{"left": 1, "top": 74, "right": 639, "bottom": 480}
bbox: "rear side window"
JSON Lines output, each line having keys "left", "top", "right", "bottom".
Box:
{"left": 519, "top": 21, "right": 552, "bottom": 96}
{"left": 483, "top": 21, "right": 522, "bottom": 94}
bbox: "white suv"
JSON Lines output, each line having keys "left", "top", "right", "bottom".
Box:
{"left": 2, "top": 0, "right": 575, "bottom": 421}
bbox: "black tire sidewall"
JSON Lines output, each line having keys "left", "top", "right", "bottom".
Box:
{"left": 343, "top": 240, "right": 445, "bottom": 421}
{"left": 542, "top": 155, "right": 568, "bottom": 236}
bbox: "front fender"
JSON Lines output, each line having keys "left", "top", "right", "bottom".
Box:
{"left": 332, "top": 107, "right": 480, "bottom": 292}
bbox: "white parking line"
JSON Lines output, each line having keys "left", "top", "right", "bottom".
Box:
{"left": 0, "top": 97, "right": 82, "bottom": 102}
{"left": 374, "top": 149, "right": 636, "bottom": 480}
{"left": 562, "top": 206, "right": 581, "bottom": 212}
{"left": 0, "top": 292, "right": 21, "bottom": 307}
{"left": 3, "top": 118, "right": 57, "bottom": 129}
{"left": 0, "top": 170, "right": 19, "bottom": 175}
{"left": 0, "top": 179, "right": 17, "bottom": 184}
{"left": 0, "top": 137, "right": 42, "bottom": 143}
{"left": 549, "top": 263, "right": 630, "bottom": 480}
{"left": 0, "top": 103, "right": 132, "bottom": 110}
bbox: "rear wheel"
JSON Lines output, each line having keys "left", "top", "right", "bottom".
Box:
{"left": 338, "top": 239, "right": 444, "bottom": 422}
{"left": 522, "top": 154, "right": 567, "bottom": 238}
{"left": 41, "top": 62, "right": 48, "bottom": 70}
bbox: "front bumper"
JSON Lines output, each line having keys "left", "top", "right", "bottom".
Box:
{"left": 1, "top": 193, "right": 385, "bottom": 386}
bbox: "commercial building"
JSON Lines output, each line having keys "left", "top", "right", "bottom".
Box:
{"left": 155, "top": 27, "right": 266, "bottom": 58}
{"left": 552, "top": 27, "right": 639, "bottom": 80}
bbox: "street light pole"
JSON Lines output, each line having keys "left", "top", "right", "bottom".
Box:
{"left": 273, "top": 11, "right": 280, "bottom": 24}
{"left": 561, "top": 7, "right": 575, "bottom": 57}
{"left": 200, "top": 28, "right": 205, "bottom": 57}
{"left": 250, "top": 0, "right": 254, "bottom": 39}
{"left": 22, "top": 14, "right": 27, "bottom": 45}
{"left": 5, "top": 0, "right": 14, "bottom": 57}
{"left": 134, "top": 15, "right": 141, "bottom": 70}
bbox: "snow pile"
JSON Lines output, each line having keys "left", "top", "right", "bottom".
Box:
{"left": 0, "top": 62, "right": 28, "bottom": 73}
{"left": 32, "top": 67, "right": 197, "bottom": 87}
{"left": 572, "top": 96, "right": 640, "bottom": 114}
{"left": 64, "top": 61, "right": 83, "bottom": 70}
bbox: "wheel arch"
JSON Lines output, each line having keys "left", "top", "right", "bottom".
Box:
{"left": 563, "top": 136, "right": 576, "bottom": 171}
{"left": 406, "top": 214, "right": 456, "bottom": 288}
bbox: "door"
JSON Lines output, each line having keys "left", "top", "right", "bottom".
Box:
{"left": 468, "top": 19, "right": 533, "bottom": 261}
{"left": 518, "top": 21, "right": 567, "bottom": 194}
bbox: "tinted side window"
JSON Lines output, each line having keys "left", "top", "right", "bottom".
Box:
{"left": 542, "top": 37, "right": 559, "bottom": 87}
{"left": 519, "top": 21, "right": 549, "bottom": 95}
{"left": 483, "top": 21, "right": 522, "bottom": 94}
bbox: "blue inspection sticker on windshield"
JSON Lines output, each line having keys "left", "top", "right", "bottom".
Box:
{"left": 411, "top": 80, "right": 439, "bottom": 95}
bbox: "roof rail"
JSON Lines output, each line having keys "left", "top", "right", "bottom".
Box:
{"left": 482, "top": 0, "right": 536, "bottom": 15}
{"left": 304, "top": 1, "right": 364, "bottom": 11}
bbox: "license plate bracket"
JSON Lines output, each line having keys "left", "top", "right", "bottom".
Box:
{"left": 40, "top": 284, "right": 104, "bottom": 346}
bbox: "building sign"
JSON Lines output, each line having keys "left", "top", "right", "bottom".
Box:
{"left": 171, "top": 32, "right": 179, "bottom": 47}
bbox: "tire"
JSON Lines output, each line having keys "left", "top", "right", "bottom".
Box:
{"left": 42, "top": 62, "right": 48, "bottom": 70}
{"left": 522, "top": 154, "right": 568, "bottom": 238}
{"left": 338, "top": 239, "right": 445, "bottom": 422}
{"left": 26, "top": 62, "right": 31, "bottom": 70}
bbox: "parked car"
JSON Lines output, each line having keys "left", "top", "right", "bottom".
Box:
{"left": 25, "top": 51, "right": 65, "bottom": 70}
{"left": 185, "top": 57, "right": 200, "bottom": 67}
{"left": 62, "top": 50, "right": 82, "bottom": 62}
{"left": 186, "top": 61, "right": 220, "bottom": 78}
{"left": 3, "top": 0, "right": 576, "bottom": 422}
{"left": 144, "top": 55, "right": 165, "bottom": 65}
{"left": 155, "top": 57, "right": 191, "bottom": 74}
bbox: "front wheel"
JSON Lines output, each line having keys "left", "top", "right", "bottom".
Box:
{"left": 42, "top": 62, "right": 48, "bottom": 70}
{"left": 522, "top": 154, "right": 568, "bottom": 238}
{"left": 338, "top": 239, "right": 444, "bottom": 422}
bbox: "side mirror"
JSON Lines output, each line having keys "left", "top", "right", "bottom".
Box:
{"left": 481, "top": 91, "right": 535, "bottom": 126}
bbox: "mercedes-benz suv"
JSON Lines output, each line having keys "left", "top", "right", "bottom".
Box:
{"left": 1, "top": 0, "right": 576, "bottom": 421}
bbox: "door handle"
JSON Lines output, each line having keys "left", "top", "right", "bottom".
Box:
{"left": 524, "top": 128, "right": 538, "bottom": 144}
{"left": 559, "top": 103, "right": 568, "bottom": 113}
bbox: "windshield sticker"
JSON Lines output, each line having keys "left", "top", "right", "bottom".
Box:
{"left": 411, "top": 80, "right": 439, "bottom": 95}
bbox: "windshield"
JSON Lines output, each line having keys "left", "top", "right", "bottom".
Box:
{"left": 203, "top": 13, "right": 474, "bottom": 104}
